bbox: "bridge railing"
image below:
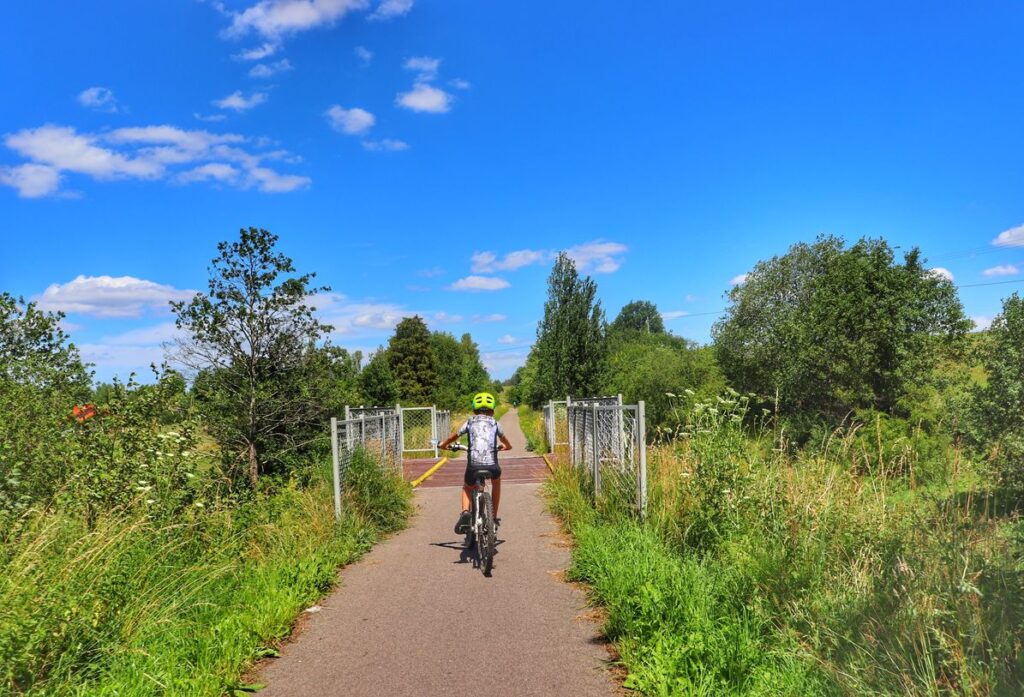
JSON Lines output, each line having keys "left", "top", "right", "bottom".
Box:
{"left": 566, "top": 397, "right": 647, "bottom": 517}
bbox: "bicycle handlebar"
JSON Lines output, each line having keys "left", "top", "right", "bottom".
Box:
{"left": 437, "top": 442, "right": 508, "bottom": 453}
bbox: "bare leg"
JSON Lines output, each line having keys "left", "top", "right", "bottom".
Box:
{"left": 492, "top": 478, "right": 501, "bottom": 517}
{"left": 461, "top": 485, "right": 473, "bottom": 512}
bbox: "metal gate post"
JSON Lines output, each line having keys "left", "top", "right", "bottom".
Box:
{"left": 638, "top": 401, "right": 647, "bottom": 517}
{"left": 330, "top": 417, "right": 342, "bottom": 520}
{"left": 430, "top": 405, "right": 438, "bottom": 458}
{"left": 566, "top": 397, "right": 574, "bottom": 467}
{"left": 592, "top": 403, "right": 600, "bottom": 497}
{"left": 547, "top": 400, "right": 555, "bottom": 453}
{"left": 396, "top": 403, "right": 404, "bottom": 456}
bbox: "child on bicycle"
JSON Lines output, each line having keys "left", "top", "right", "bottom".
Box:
{"left": 438, "top": 392, "right": 512, "bottom": 534}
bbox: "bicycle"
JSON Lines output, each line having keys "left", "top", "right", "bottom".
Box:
{"left": 447, "top": 443, "right": 498, "bottom": 576}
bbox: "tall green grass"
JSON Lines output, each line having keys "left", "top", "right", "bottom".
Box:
{"left": 0, "top": 448, "right": 411, "bottom": 696}
{"left": 546, "top": 400, "right": 1024, "bottom": 695}
{"left": 517, "top": 405, "right": 546, "bottom": 453}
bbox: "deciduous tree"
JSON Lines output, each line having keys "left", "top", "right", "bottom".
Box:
{"left": 171, "top": 227, "right": 331, "bottom": 485}
{"left": 713, "top": 236, "right": 970, "bottom": 418}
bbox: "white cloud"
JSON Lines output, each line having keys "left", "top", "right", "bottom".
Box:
{"left": 928, "top": 267, "right": 954, "bottom": 282}
{"left": 245, "top": 166, "right": 311, "bottom": 192}
{"left": 36, "top": 275, "right": 197, "bottom": 318}
{"left": 432, "top": 311, "right": 463, "bottom": 324}
{"left": 194, "top": 112, "right": 228, "bottom": 122}
{"left": 6, "top": 125, "right": 163, "bottom": 180}
{"left": 730, "top": 274, "right": 748, "bottom": 286}
{"left": 214, "top": 90, "right": 268, "bottom": 111}
{"left": 102, "top": 322, "right": 184, "bottom": 346}
{"left": 78, "top": 321, "right": 186, "bottom": 378}
{"left": 661, "top": 311, "right": 689, "bottom": 320}
{"left": 355, "top": 46, "right": 373, "bottom": 65}
{"left": 223, "top": 0, "right": 368, "bottom": 40}
{"left": 474, "top": 313, "right": 507, "bottom": 323}
{"left": 993, "top": 225, "right": 1024, "bottom": 248}
{"left": 471, "top": 249, "right": 547, "bottom": 273}
{"left": 0, "top": 123, "right": 310, "bottom": 197}
{"left": 982, "top": 264, "right": 1020, "bottom": 277}
{"left": 971, "top": 316, "right": 993, "bottom": 332}
{"left": 325, "top": 105, "right": 375, "bottom": 135}
{"left": 449, "top": 276, "right": 510, "bottom": 292}
{"left": 369, "top": 0, "right": 413, "bottom": 20}
{"left": 77, "top": 87, "right": 119, "bottom": 113}
{"left": 481, "top": 350, "right": 528, "bottom": 378}
{"left": 312, "top": 293, "right": 411, "bottom": 335}
{"left": 177, "top": 162, "right": 241, "bottom": 185}
{"left": 396, "top": 83, "right": 452, "bottom": 113}
{"left": 249, "top": 58, "right": 293, "bottom": 77}
{"left": 362, "top": 139, "right": 409, "bottom": 152}
{"left": 106, "top": 125, "right": 244, "bottom": 151}
{"left": 449, "top": 78, "right": 471, "bottom": 90}
{"left": 0, "top": 163, "right": 62, "bottom": 198}
{"left": 498, "top": 334, "right": 516, "bottom": 345}
{"left": 234, "top": 42, "right": 279, "bottom": 61}
{"left": 78, "top": 343, "right": 170, "bottom": 376}
{"left": 566, "top": 240, "right": 628, "bottom": 273}
{"left": 404, "top": 56, "right": 440, "bottom": 82}
{"left": 417, "top": 267, "right": 444, "bottom": 278}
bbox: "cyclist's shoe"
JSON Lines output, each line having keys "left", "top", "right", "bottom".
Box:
{"left": 454, "top": 510, "right": 471, "bottom": 534}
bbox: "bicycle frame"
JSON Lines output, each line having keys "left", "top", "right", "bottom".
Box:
{"left": 446, "top": 443, "right": 497, "bottom": 575}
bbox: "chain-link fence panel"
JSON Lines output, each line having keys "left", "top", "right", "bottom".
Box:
{"left": 347, "top": 405, "right": 398, "bottom": 420}
{"left": 567, "top": 400, "right": 647, "bottom": 517}
{"left": 401, "top": 406, "right": 437, "bottom": 458}
{"left": 543, "top": 399, "right": 569, "bottom": 456}
{"left": 330, "top": 413, "right": 403, "bottom": 519}
{"left": 434, "top": 410, "right": 451, "bottom": 448}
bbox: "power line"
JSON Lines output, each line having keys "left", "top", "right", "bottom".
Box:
{"left": 956, "top": 278, "right": 1024, "bottom": 289}
{"left": 663, "top": 278, "right": 1024, "bottom": 321}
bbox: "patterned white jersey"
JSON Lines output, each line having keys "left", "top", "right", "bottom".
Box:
{"left": 457, "top": 414, "right": 505, "bottom": 468}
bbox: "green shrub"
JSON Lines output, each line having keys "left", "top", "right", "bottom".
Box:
{"left": 343, "top": 447, "right": 412, "bottom": 532}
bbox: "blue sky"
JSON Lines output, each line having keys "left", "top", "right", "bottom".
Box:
{"left": 2, "top": 1, "right": 1023, "bottom": 382}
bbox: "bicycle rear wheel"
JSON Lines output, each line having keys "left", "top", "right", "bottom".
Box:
{"left": 479, "top": 492, "right": 496, "bottom": 576}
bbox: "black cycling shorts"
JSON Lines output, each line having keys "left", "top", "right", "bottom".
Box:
{"left": 464, "top": 465, "right": 501, "bottom": 486}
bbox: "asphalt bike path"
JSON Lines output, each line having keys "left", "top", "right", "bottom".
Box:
{"left": 257, "top": 409, "right": 617, "bottom": 697}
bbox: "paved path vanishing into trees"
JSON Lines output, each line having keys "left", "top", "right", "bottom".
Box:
{"left": 257, "top": 409, "right": 617, "bottom": 697}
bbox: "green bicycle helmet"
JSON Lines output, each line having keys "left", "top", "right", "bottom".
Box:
{"left": 472, "top": 392, "right": 496, "bottom": 411}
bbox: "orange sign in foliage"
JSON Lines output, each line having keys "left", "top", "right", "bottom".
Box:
{"left": 72, "top": 404, "right": 98, "bottom": 423}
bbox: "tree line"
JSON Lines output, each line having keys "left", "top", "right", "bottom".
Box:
{"left": 511, "top": 236, "right": 1024, "bottom": 494}
{"left": 0, "top": 228, "right": 494, "bottom": 511}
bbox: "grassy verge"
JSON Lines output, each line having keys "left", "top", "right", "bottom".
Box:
{"left": 517, "top": 405, "right": 546, "bottom": 452}
{"left": 545, "top": 412, "right": 1024, "bottom": 695}
{"left": 1, "top": 449, "right": 411, "bottom": 696}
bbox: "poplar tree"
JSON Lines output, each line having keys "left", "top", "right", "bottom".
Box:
{"left": 528, "top": 253, "right": 607, "bottom": 406}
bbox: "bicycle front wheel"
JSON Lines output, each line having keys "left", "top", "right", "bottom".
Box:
{"left": 479, "top": 492, "right": 496, "bottom": 576}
